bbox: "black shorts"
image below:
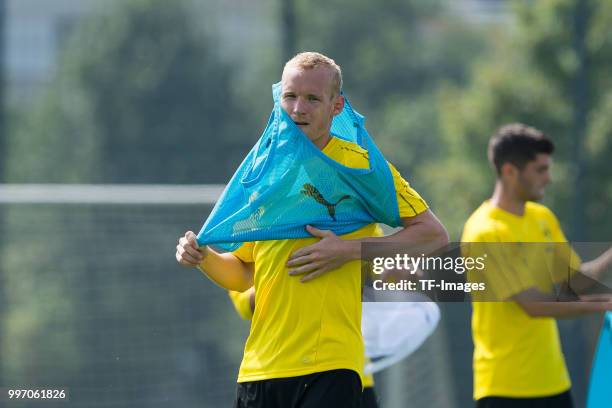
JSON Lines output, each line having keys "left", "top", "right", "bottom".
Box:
{"left": 234, "top": 369, "right": 362, "bottom": 408}
{"left": 362, "top": 386, "right": 379, "bottom": 408}
{"left": 475, "top": 390, "right": 574, "bottom": 408}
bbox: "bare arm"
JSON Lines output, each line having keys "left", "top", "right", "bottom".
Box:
{"left": 346, "top": 209, "right": 449, "bottom": 258}
{"left": 479, "top": 244, "right": 612, "bottom": 318}
{"left": 287, "top": 209, "right": 449, "bottom": 282}
{"left": 552, "top": 245, "right": 612, "bottom": 298}
{"left": 513, "top": 287, "right": 612, "bottom": 318}
{"left": 580, "top": 246, "right": 612, "bottom": 281}
{"left": 176, "top": 231, "right": 254, "bottom": 292}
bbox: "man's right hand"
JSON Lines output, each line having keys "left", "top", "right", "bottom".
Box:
{"left": 176, "top": 231, "right": 206, "bottom": 267}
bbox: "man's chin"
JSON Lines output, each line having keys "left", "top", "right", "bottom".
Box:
{"left": 530, "top": 191, "right": 545, "bottom": 201}
{"left": 302, "top": 132, "right": 317, "bottom": 142}
{"left": 520, "top": 189, "right": 545, "bottom": 202}
{"left": 295, "top": 123, "right": 310, "bottom": 133}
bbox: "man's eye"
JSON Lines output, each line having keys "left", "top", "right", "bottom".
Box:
{"left": 283, "top": 94, "right": 295, "bottom": 99}
{"left": 308, "top": 96, "right": 319, "bottom": 102}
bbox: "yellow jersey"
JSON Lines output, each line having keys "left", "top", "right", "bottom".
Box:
{"left": 232, "top": 136, "right": 428, "bottom": 383}
{"left": 462, "top": 200, "right": 579, "bottom": 399}
{"left": 228, "top": 289, "right": 254, "bottom": 321}
{"left": 227, "top": 289, "right": 377, "bottom": 387}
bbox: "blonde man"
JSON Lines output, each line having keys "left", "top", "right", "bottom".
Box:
{"left": 227, "top": 288, "right": 380, "bottom": 408}
{"left": 177, "top": 52, "right": 447, "bottom": 408}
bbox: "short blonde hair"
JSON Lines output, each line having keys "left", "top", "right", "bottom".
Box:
{"left": 283, "top": 52, "right": 343, "bottom": 97}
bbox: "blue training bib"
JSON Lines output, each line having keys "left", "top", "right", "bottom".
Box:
{"left": 197, "top": 82, "right": 401, "bottom": 251}
{"left": 587, "top": 312, "right": 612, "bottom": 408}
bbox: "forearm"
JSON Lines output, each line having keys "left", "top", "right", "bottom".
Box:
{"left": 362, "top": 219, "right": 449, "bottom": 246}
{"left": 565, "top": 247, "right": 612, "bottom": 293}
{"left": 580, "top": 247, "right": 612, "bottom": 281}
{"left": 284, "top": 211, "right": 448, "bottom": 282}
{"left": 519, "top": 300, "right": 611, "bottom": 319}
{"left": 198, "top": 249, "right": 253, "bottom": 292}
{"left": 343, "top": 212, "right": 449, "bottom": 261}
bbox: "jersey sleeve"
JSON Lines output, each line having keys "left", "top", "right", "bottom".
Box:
{"left": 388, "top": 162, "right": 429, "bottom": 218}
{"left": 543, "top": 209, "right": 581, "bottom": 281}
{"left": 228, "top": 288, "right": 254, "bottom": 321}
{"left": 462, "top": 227, "right": 536, "bottom": 301}
{"left": 232, "top": 242, "right": 255, "bottom": 263}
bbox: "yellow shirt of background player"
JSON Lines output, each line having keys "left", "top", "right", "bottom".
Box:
{"left": 462, "top": 201, "right": 580, "bottom": 400}
{"left": 232, "top": 136, "right": 428, "bottom": 383}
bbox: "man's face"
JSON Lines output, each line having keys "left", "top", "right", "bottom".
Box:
{"left": 515, "top": 153, "right": 552, "bottom": 201}
{"left": 280, "top": 66, "right": 344, "bottom": 149}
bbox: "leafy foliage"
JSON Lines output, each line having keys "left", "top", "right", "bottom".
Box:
{"left": 8, "top": 0, "right": 248, "bottom": 183}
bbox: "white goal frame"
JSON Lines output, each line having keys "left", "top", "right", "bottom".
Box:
{"left": 0, "top": 184, "right": 225, "bottom": 205}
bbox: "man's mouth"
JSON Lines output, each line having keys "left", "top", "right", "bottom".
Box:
{"left": 295, "top": 122, "right": 309, "bottom": 126}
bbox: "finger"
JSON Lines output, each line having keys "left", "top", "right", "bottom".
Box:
{"left": 180, "top": 255, "right": 201, "bottom": 266}
{"left": 178, "top": 238, "right": 204, "bottom": 260}
{"left": 288, "top": 245, "right": 314, "bottom": 261}
{"left": 178, "top": 236, "right": 196, "bottom": 251}
{"left": 177, "top": 244, "right": 204, "bottom": 263}
{"left": 306, "top": 225, "right": 334, "bottom": 238}
{"left": 288, "top": 262, "right": 321, "bottom": 276}
{"left": 300, "top": 268, "right": 329, "bottom": 283}
{"left": 185, "top": 231, "right": 200, "bottom": 249}
{"left": 176, "top": 246, "right": 202, "bottom": 266}
{"left": 286, "top": 254, "right": 316, "bottom": 267}
{"left": 185, "top": 244, "right": 205, "bottom": 261}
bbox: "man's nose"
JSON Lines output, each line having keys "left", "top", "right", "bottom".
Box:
{"left": 293, "top": 97, "right": 307, "bottom": 115}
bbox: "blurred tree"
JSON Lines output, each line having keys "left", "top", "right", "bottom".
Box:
{"left": 293, "top": 0, "right": 488, "bottom": 196}
{"left": 2, "top": 209, "right": 84, "bottom": 387}
{"left": 0, "top": 0, "right": 6, "bottom": 388}
{"left": 432, "top": 0, "right": 612, "bottom": 240}
{"left": 280, "top": 0, "right": 297, "bottom": 63}
{"left": 7, "top": 0, "right": 251, "bottom": 184}
{"left": 2, "top": 0, "right": 253, "bottom": 405}
{"left": 433, "top": 3, "right": 612, "bottom": 404}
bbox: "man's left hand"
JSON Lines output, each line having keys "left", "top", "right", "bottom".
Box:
{"left": 286, "top": 225, "right": 355, "bottom": 283}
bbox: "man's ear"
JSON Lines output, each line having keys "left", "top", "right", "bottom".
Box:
{"left": 500, "top": 162, "right": 518, "bottom": 180}
{"left": 332, "top": 95, "right": 344, "bottom": 116}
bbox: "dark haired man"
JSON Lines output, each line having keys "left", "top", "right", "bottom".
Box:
{"left": 462, "top": 123, "right": 612, "bottom": 408}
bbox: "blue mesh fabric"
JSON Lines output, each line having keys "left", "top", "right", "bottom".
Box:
{"left": 587, "top": 312, "right": 612, "bottom": 408}
{"left": 197, "top": 82, "right": 400, "bottom": 251}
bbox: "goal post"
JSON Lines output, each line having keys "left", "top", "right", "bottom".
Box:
{"left": 0, "top": 184, "right": 225, "bottom": 204}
